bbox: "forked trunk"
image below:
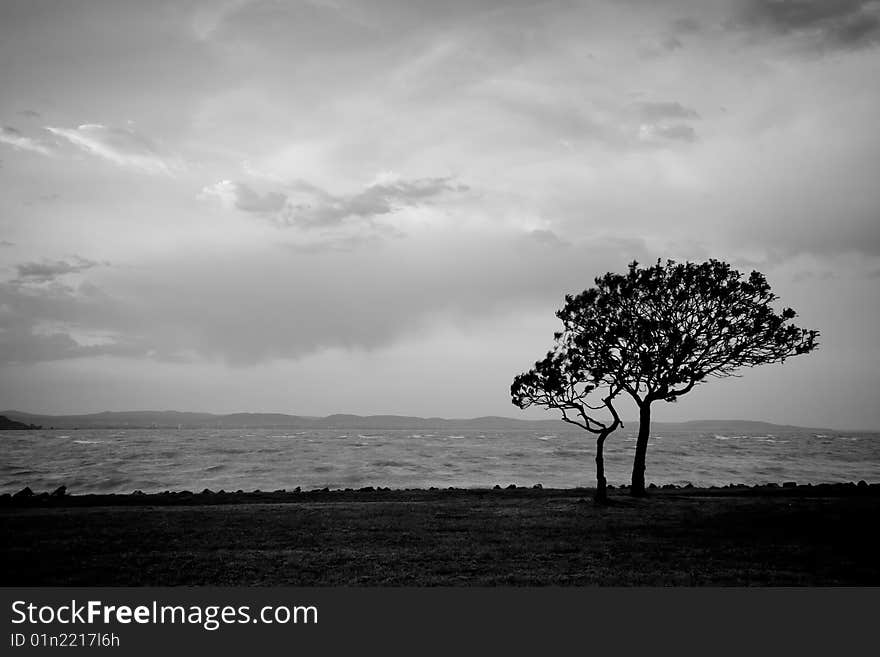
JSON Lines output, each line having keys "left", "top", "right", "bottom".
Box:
{"left": 631, "top": 402, "right": 651, "bottom": 496}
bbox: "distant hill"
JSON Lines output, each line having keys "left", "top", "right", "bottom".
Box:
{"left": 0, "top": 415, "right": 41, "bottom": 430}
{"left": 0, "top": 410, "right": 837, "bottom": 433}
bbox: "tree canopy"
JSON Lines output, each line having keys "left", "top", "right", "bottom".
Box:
{"left": 556, "top": 259, "right": 819, "bottom": 405}
{"left": 511, "top": 349, "right": 622, "bottom": 502}
{"left": 512, "top": 258, "right": 819, "bottom": 498}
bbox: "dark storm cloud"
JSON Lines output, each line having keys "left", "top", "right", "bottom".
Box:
{"left": 734, "top": 0, "right": 880, "bottom": 50}
{"left": 0, "top": 279, "right": 146, "bottom": 365}
{"left": 0, "top": 235, "right": 653, "bottom": 366}
{"left": 15, "top": 257, "right": 100, "bottom": 282}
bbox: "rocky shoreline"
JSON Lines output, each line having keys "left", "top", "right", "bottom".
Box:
{"left": 3, "top": 479, "right": 877, "bottom": 508}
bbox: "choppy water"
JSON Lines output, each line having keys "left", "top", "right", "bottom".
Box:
{"left": 1, "top": 427, "right": 878, "bottom": 495}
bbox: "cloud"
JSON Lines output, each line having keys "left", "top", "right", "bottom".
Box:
{"left": 521, "top": 229, "right": 570, "bottom": 249}
{"left": 287, "top": 177, "right": 468, "bottom": 227}
{"left": 286, "top": 232, "right": 388, "bottom": 254}
{"left": 17, "top": 109, "right": 41, "bottom": 119}
{"left": 0, "top": 279, "right": 146, "bottom": 365}
{"left": 0, "top": 240, "right": 14, "bottom": 247}
{"left": 638, "top": 123, "right": 697, "bottom": 143}
{"left": 637, "top": 34, "right": 684, "bottom": 58}
{"left": 734, "top": 0, "right": 880, "bottom": 51}
{"left": 0, "top": 126, "right": 55, "bottom": 156}
{"left": 673, "top": 17, "right": 702, "bottom": 34}
{"left": 634, "top": 101, "right": 700, "bottom": 121}
{"left": 0, "top": 233, "right": 653, "bottom": 366}
{"left": 15, "top": 256, "right": 100, "bottom": 283}
{"left": 199, "top": 176, "right": 468, "bottom": 228}
{"left": 45, "top": 124, "right": 180, "bottom": 174}
{"left": 197, "top": 180, "right": 287, "bottom": 213}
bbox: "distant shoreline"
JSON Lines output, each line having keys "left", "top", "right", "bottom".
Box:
{"left": 1, "top": 410, "right": 854, "bottom": 432}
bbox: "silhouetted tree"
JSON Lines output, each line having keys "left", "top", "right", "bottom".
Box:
{"left": 553, "top": 259, "right": 819, "bottom": 496}
{"left": 511, "top": 349, "right": 622, "bottom": 503}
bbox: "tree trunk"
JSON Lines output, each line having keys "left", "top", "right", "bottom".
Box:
{"left": 631, "top": 402, "right": 652, "bottom": 496}
{"left": 595, "top": 431, "right": 609, "bottom": 504}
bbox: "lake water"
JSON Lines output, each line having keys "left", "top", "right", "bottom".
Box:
{"left": 2, "top": 427, "right": 878, "bottom": 494}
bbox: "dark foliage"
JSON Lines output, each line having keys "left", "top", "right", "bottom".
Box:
{"left": 512, "top": 259, "right": 819, "bottom": 496}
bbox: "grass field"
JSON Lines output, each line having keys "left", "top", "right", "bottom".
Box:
{"left": 2, "top": 485, "right": 878, "bottom": 585}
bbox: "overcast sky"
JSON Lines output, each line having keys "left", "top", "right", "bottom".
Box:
{"left": 1, "top": 0, "right": 879, "bottom": 429}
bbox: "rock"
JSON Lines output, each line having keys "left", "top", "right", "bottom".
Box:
{"left": 857, "top": 480, "right": 868, "bottom": 488}
{"left": 201, "top": 488, "right": 214, "bottom": 495}
{"left": 358, "top": 486, "right": 374, "bottom": 492}
{"left": 684, "top": 483, "right": 694, "bottom": 489}
{"left": 782, "top": 481, "right": 797, "bottom": 488}
{"left": 493, "top": 485, "right": 502, "bottom": 490}
{"left": 532, "top": 483, "right": 543, "bottom": 489}
{"left": 293, "top": 486, "right": 301, "bottom": 493}
{"left": 13, "top": 486, "right": 33, "bottom": 499}
{"left": 51, "top": 485, "right": 67, "bottom": 497}
{"left": 506, "top": 484, "right": 517, "bottom": 490}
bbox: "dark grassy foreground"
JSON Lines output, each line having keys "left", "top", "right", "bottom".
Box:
{"left": 2, "top": 485, "right": 879, "bottom": 585}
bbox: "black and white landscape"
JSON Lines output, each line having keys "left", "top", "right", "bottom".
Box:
{"left": 1, "top": 1, "right": 879, "bottom": 586}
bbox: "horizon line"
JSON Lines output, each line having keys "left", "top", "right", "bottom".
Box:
{"left": 3, "top": 409, "right": 871, "bottom": 432}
